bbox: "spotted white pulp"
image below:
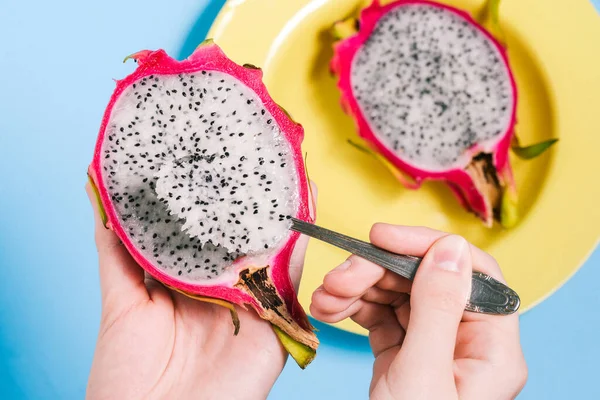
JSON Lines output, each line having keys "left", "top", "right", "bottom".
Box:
{"left": 101, "top": 71, "right": 299, "bottom": 282}
{"left": 351, "top": 4, "right": 514, "bottom": 171}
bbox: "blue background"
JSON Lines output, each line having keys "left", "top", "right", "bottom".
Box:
{"left": 0, "top": 0, "right": 598, "bottom": 398}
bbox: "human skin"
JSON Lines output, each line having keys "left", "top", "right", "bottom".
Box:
{"left": 310, "top": 225, "right": 528, "bottom": 400}
{"left": 86, "top": 181, "right": 526, "bottom": 400}
{"left": 84, "top": 182, "right": 314, "bottom": 400}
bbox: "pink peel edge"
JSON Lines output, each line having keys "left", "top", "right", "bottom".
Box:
{"left": 90, "top": 43, "right": 312, "bottom": 327}
{"left": 332, "top": 0, "right": 518, "bottom": 222}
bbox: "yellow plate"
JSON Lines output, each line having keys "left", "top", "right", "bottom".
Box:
{"left": 207, "top": 0, "right": 600, "bottom": 335}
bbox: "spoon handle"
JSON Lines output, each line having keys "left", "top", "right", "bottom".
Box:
{"left": 290, "top": 218, "right": 520, "bottom": 315}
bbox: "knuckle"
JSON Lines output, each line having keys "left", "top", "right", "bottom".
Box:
{"left": 310, "top": 288, "right": 323, "bottom": 305}
{"left": 312, "top": 310, "right": 337, "bottom": 324}
{"left": 308, "top": 303, "right": 323, "bottom": 319}
{"left": 312, "top": 293, "right": 337, "bottom": 314}
{"left": 377, "top": 272, "right": 410, "bottom": 292}
{"left": 321, "top": 273, "right": 341, "bottom": 295}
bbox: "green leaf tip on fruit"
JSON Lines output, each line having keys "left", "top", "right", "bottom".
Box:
{"left": 331, "top": 17, "right": 359, "bottom": 40}
{"left": 272, "top": 325, "right": 316, "bottom": 369}
{"left": 477, "top": 0, "right": 506, "bottom": 46}
{"left": 87, "top": 173, "right": 108, "bottom": 228}
{"left": 243, "top": 63, "right": 261, "bottom": 70}
{"left": 347, "top": 139, "right": 421, "bottom": 189}
{"left": 511, "top": 137, "right": 559, "bottom": 160}
{"left": 500, "top": 187, "right": 519, "bottom": 229}
{"left": 123, "top": 50, "right": 153, "bottom": 64}
{"left": 123, "top": 53, "right": 136, "bottom": 63}
{"left": 195, "top": 38, "right": 215, "bottom": 50}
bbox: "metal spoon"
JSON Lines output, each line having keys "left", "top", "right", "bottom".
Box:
{"left": 290, "top": 218, "right": 520, "bottom": 316}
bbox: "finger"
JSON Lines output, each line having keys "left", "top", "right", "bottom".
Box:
{"left": 370, "top": 223, "right": 516, "bottom": 328}
{"left": 289, "top": 181, "right": 318, "bottom": 292}
{"left": 322, "top": 256, "right": 386, "bottom": 298}
{"left": 311, "top": 285, "right": 360, "bottom": 315}
{"left": 362, "top": 287, "right": 406, "bottom": 306}
{"left": 86, "top": 182, "right": 148, "bottom": 305}
{"left": 289, "top": 233, "right": 310, "bottom": 293}
{"left": 309, "top": 298, "right": 365, "bottom": 324}
{"left": 375, "top": 273, "right": 412, "bottom": 294}
{"left": 350, "top": 301, "right": 405, "bottom": 358}
{"left": 313, "top": 286, "right": 406, "bottom": 315}
{"left": 312, "top": 254, "right": 409, "bottom": 359}
{"left": 370, "top": 223, "right": 500, "bottom": 277}
{"left": 393, "top": 235, "right": 472, "bottom": 382}
{"left": 310, "top": 293, "right": 406, "bottom": 359}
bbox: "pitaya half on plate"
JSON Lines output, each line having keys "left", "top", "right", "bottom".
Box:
{"left": 330, "top": 0, "right": 557, "bottom": 227}
{"left": 88, "top": 41, "right": 318, "bottom": 368}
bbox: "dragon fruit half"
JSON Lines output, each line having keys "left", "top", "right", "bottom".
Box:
{"left": 331, "top": 0, "right": 556, "bottom": 227}
{"left": 88, "top": 41, "right": 318, "bottom": 368}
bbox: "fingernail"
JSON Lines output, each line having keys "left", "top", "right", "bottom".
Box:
{"left": 327, "top": 259, "right": 352, "bottom": 275}
{"left": 433, "top": 235, "right": 468, "bottom": 272}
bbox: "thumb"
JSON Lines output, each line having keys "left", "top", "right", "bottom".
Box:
{"left": 395, "top": 235, "right": 472, "bottom": 384}
{"left": 86, "top": 181, "right": 148, "bottom": 307}
{"left": 289, "top": 181, "right": 318, "bottom": 292}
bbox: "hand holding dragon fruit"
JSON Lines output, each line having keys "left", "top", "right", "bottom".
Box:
{"left": 88, "top": 42, "right": 319, "bottom": 369}
{"left": 85, "top": 182, "right": 315, "bottom": 399}
{"left": 330, "top": 0, "right": 557, "bottom": 227}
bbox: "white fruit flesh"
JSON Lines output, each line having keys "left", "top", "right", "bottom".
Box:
{"left": 101, "top": 71, "right": 299, "bottom": 282}
{"left": 351, "top": 3, "right": 514, "bottom": 172}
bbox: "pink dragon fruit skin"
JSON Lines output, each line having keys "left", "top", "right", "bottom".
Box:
{"left": 331, "top": 0, "right": 519, "bottom": 227}
{"left": 88, "top": 42, "right": 318, "bottom": 368}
